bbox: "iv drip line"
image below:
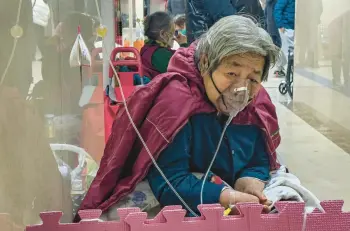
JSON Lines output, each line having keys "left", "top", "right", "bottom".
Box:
{"left": 0, "top": 0, "right": 23, "bottom": 88}
{"left": 94, "top": 0, "right": 198, "bottom": 216}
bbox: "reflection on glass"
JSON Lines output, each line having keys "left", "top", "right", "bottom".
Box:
{"left": 0, "top": 0, "right": 103, "bottom": 228}
{"left": 295, "top": 0, "right": 350, "bottom": 95}
{"left": 294, "top": 0, "right": 350, "bottom": 153}
{"left": 328, "top": 10, "right": 350, "bottom": 91}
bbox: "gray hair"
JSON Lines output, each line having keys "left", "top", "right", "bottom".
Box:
{"left": 195, "top": 15, "right": 279, "bottom": 81}
{"left": 174, "top": 14, "right": 186, "bottom": 27}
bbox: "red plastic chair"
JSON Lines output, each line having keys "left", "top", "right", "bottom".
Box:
{"left": 104, "top": 47, "right": 144, "bottom": 142}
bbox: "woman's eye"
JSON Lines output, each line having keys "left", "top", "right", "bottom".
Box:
{"left": 227, "top": 72, "right": 236, "bottom": 77}
{"left": 249, "top": 78, "right": 259, "bottom": 84}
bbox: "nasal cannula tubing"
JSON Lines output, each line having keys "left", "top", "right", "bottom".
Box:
{"left": 200, "top": 114, "right": 234, "bottom": 205}
{"left": 108, "top": 59, "right": 199, "bottom": 216}
{"left": 200, "top": 86, "right": 248, "bottom": 205}
{"left": 95, "top": 0, "right": 197, "bottom": 216}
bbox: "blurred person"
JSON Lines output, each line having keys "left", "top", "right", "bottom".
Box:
{"left": 185, "top": 0, "right": 236, "bottom": 44}
{"left": 167, "top": 0, "right": 186, "bottom": 16}
{"left": 0, "top": 0, "right": 72, "bottom": 226}
{"left": 174, "top": 14, "right": 186, "bottom": 33}
{"left": 274, "top": 0, "right": 295, "bottom": 77}
{"left": 186, "top": 0, "right": 266, "bottom": 44}
{"left": 296, "top": 0, "right": 323, "bottom": 68}
{"left": 38, "top": 12, "right": 97, "bottom": 116}
{"left": 174, "top": 14, "right": 187, "bottom": 43}
{"left": 265, "top": 0, "right": 281, "bottom": 48}
{"left": 233, "top": 0, "right": 266, "bottom": 28}
{"left": 48, "top": 0, "right": 84, "bottom": 26}
{"left": 140, "top": 12, "right": 187, "bottom": 80}
{"left": 328, "top": 10, "right": 350, "bottom": 89}
{"left": 32, "top": 0, "right": 50, "bottom": 60}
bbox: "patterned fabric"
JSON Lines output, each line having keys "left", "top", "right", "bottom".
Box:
{"left": 274, "top": 0, "right": 295, "bottom": 29}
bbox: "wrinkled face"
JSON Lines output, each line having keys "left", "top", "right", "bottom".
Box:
{"left": 201, "top": 53, "right": 265, "bottom": 110}
{"left": 160, "top": 23, "right": 175, "bottom": 47}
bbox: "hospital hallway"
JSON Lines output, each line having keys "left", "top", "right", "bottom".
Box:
{"left": 263, "top": 69, "right": 350, "bottom": 210}
{"left": 2, "top": 0, "right": 350, "bottom": 228}
{"left": 261, "top": 0, "right": 350, "bottom": 210}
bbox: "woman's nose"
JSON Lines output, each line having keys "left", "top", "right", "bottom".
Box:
{"left": 239, "top": 68, "right": 255, "bottom": 79}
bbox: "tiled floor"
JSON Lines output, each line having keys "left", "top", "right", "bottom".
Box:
{"left": 264, "top": 73, "right": 350, "bottom": 211}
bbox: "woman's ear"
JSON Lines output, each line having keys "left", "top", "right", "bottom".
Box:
{"left": 199, "top": 55, "right": 209, "bottom": 75}
{"left": 159, "top": 29, "right": 167, "bottom": 39}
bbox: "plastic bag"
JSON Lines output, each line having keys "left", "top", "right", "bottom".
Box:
{"left": 69, "top": 29, "right": 92, "bottom": 67}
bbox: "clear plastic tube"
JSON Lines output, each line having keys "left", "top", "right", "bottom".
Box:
{"left": 200, "top": 114, "right": 234, "bottom": 205}
{"left": 96, "top": 0, "right": 197, "bottom": 216}
{"left": 0, "top": 0, "right": 23, "bottom": 87}
{"left": 110, "top": 68, "right": 198, "bottom": 216}
{"left": 200, "top": 85, "right": 249, "bottom": 205}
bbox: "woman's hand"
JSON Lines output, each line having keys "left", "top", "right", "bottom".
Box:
{"left": 219, "top": 189, "right": 259, "bottom": 209}
{"left": 220, "top": 188, "right": 271, "bottom": 214}
{"left": 234, "top": 177, "right": 272, "bottom": 212}
{"left": 234, "top": 177, "right": 266, "bottom": 200}
{"left": 175, "top": 33, "right": 187, "bottom": 45}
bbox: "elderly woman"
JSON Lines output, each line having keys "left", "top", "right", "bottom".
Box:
{"left": 141, "top": 12, "right": 187, "bottom": 80}
{"left": 77, "top": 15, "right": 280, "bottom": 220}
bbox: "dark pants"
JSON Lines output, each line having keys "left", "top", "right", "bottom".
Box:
{"left": 271, "top": 34, "right": 282, "bottom": 48}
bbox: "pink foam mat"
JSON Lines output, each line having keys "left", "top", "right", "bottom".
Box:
{"left": 22, "top": 201, "right": 349, "bottom": 231}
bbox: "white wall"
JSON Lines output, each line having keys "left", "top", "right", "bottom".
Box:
{"left": 321, "top": 0, "right": 350, "bottom": 25}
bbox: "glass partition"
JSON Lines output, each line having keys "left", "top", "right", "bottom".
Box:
{"left": 292, "top": 0, "right": 350, "bottom": 209}
{"left": 0, "top": 0, "right": 118, "bottom": 228}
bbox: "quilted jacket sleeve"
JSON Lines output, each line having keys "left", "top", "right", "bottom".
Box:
{"left": 274, "top": 0, "right": 287, "bottom": 28}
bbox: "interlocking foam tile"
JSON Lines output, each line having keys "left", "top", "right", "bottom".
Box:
{"left": 25, "top": 200, "right": 350, "bottom": 231}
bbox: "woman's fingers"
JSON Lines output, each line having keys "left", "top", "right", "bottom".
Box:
{"left": 234, "top": 191, "right": 260, "bottom": 203}
{"left": 262, "top": 205, "right": 271, "bottom": 214}
{"left": 228, "top": 204, "right": 271, "bottom": 215}
{"left": 175, "top": 33, "right": 187, "bottom": 44}
{"left": 263, "top": 199, "right": 272, "bottom": 206}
